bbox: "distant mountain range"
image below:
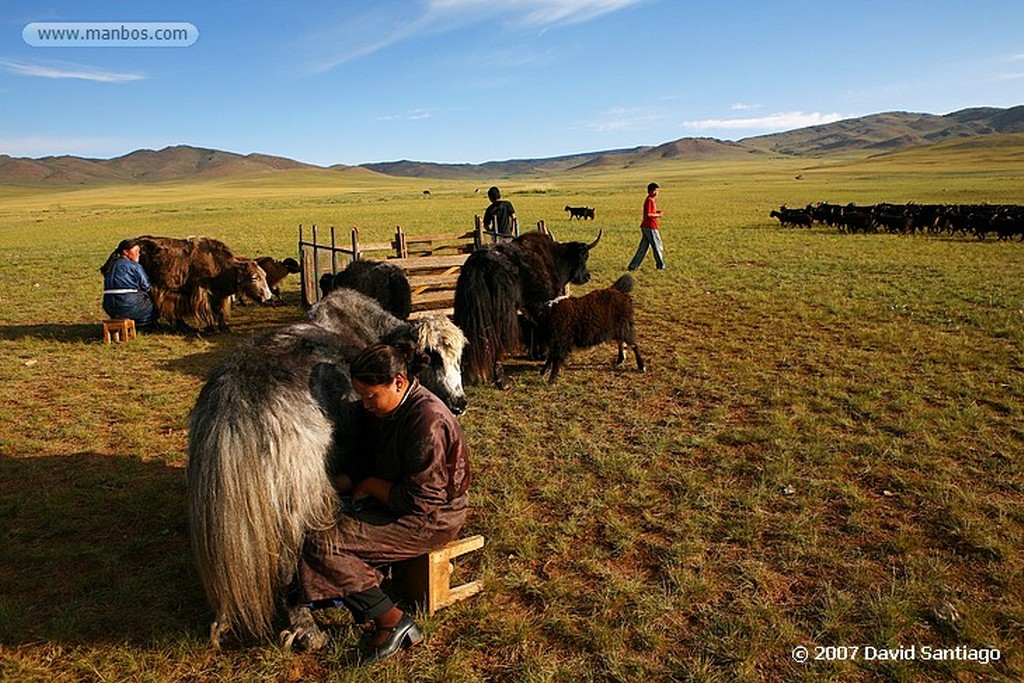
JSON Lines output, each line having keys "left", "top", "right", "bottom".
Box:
{"left": 2, "top": 106, "right": 1022, "bottom": 185}
{"left": 0, "top": 145, "right": 326, "bottom": 185}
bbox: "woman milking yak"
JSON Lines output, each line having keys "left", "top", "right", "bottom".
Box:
{"left": 285, "top": 341, "right": 471, "bottom": 663}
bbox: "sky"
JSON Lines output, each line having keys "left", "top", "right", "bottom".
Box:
{"left": 1, "top": 0, "right": 1023, "bottom": 166}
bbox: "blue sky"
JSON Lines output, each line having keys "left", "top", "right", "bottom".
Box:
{"left": 1, "top": 0, "right": 1022, "bottom": 166}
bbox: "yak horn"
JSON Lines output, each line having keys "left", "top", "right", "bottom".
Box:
{"left": 586, "top": 229, "right": 603, "bottom": 250}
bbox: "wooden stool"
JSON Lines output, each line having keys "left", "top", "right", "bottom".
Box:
{"left": 102, "top": 318, "right": 136, "bottom": 343}
{"left": 393, "top": 535, "right": 485, "bottom": 615}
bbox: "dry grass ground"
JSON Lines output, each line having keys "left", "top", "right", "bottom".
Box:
{"left": 0, "top": 147, "right": 1021, "bottom": 681}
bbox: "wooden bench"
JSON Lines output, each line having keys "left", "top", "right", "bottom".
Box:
{"left": 102, "top": 318, "right": 136, "bottom": 343}
{"left": 392, "top": 535, "right": 485, "bottom": 615}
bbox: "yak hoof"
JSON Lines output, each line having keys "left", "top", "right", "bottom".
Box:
{"left": 280, "top": 626, "right": 328, "bottom": 652}
{"left": 209, "top": 618, "right": 230, "bottom": 650}
{"left": 281, "top": 606, "right": 329, "bottom": 652}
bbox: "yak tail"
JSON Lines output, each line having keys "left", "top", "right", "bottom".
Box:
{"left": 612, "top": 273, "right": 635, "bottom": 294}
{"left": 187, "top": 372, "right": 337, "bottom": 642}
{"left": 453, "top": 249, "right": 522, "bottom": 385}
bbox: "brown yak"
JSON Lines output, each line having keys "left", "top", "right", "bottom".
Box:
{"left": 136, "top": 235, "right": 272, "bottom": 332}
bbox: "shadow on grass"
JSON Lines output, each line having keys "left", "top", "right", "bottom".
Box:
{"left": 0, "top": 322, "right": 192, "bottom": 344}
{"left": 0, "top": 452, "right": 209, "bottom": 646}
{"left": 159, "top": 337, "right": 244, "bottom": 380}
{"left": 0, "top": 323, "right": 107, "bottom": 343}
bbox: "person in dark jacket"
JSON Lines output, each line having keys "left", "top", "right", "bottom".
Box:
{"left": 483, "top": 186, "right": 517, "bottom": 236}
{"left": 295, "top": 341, "right": 471, "bottom": 664}
{"left": 99, "top": 238, "right": 158, "bottom": 326}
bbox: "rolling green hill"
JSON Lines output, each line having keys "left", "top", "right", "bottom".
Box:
{"left": 2, "top": 106, "right": 1022, "bottom": 187}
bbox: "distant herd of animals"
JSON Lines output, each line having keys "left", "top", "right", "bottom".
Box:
{"left": 770, "top": 202, "right": 1024, "bottom": 241}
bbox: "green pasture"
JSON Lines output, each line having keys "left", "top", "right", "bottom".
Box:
{"left": 0, "top": 145, "right": 1021, "bottom": 681}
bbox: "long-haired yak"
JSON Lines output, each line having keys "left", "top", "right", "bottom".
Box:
{"left": 453, "top": 229, "right": 601, "bottom": 388}
{"left": 135, "top": 235, "right": 273, "bottom": 332}
{"left": 186, "top": 289, "right": 467, "bottom": 648}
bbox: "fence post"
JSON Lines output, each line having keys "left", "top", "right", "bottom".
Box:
{"left": 312, "top": 224, "right": 320, "bottom": 287}
{"left": 395, "top": 225, "right": 408, "bottom": 258}
{"left": 351, "top": 226, "right": 360, "bottom": 261}
{"left": 331, "top": 226, "right": 338, "bottom": 274}
{"left": 473, "top": 215, "right": 483, "bottom": 249}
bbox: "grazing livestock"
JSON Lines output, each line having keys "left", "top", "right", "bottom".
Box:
{"left": 564, "top": 205, "right": 596, "bottom": 220}
{"left": 136, "top": 235, "right": 272, "bottom": 332}
{"left": 319, "top": 259, "right": 412, "bottom": 320}
{"left": 769, "top": 207, "right": 813, "bottom": 228}
{"left": 872, "top": 207, "right": 911, "bottom": 234}
{"left": 454, "top": 229, "right": 602, "bottom": 388}
{"left": 778, "top": 201, "right": 1024, "bottom": 242}
{"left": 188, "top": 290, "right": 467, "bottom": 649}
{"left": 255, "top": 256, "right": 300, "bottom": 303}
{"left": 536, "top": 273, "right": 645, "bottom": 383}
{"left": 838, "top": 208, "right": 874, "bottom": 234}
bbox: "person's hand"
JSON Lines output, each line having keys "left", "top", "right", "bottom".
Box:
{"left": 335, "top": 472, "right": 353, "bottom": 494}
{"left": 352, "top": 476, "right": 392, "bottom": 503}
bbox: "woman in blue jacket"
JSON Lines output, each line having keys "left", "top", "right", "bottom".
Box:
{"left": 99, "top": 238, "right": 158, "bottom": 327}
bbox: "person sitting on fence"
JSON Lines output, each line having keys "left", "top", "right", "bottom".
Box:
{"left": 294, "top": 342, "right": 471, "bottom": 664}
{"left": 483, "top": 186, "right": 516, "bottom": 236}
{"left": 99, "top": 238, "right": 158, "bottom": 327}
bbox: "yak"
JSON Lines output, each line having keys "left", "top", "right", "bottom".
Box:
{"left": 535, "top": 273, "right": 645, "bottom": 383}
{"left": 256, "top": 256, "right": 301, "bottom": 303}
{"left": 319, "top": 260, "right": 412, "bottom": 320}
{"left": 187, "top": 288, "right": 467, "bottom": 649}
{"left": 454, "top": 229, "right": 601, "bottom": 388}
{"left": 136, "top": 235, "right": 272, "bottom": 332}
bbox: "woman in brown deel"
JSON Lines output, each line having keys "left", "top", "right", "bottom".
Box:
{"left": 291, "top": 341, "right": 471, "bottom": 664}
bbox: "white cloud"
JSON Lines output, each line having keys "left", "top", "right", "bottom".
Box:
{"left": 311, "top": 0, "right": 645, "bottom": 71}
{"left": 584, "top": 106, "right": 667, "bottom": 132}
{"left": 730, "top": 102, "right": 762, "bottom": 111}
{"left": 430, "top": 0, "right": 645, "bottom": 26}
{"left": 684, "top": 111, "right": 846, "bottom": 132}
{"left": 377, "top": 108, "right": 433, "bottom": 122}
{"left": 1, "top": 59, "right": 143, "bottom": 82}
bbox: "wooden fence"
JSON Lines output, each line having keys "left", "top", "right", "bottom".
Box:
{"left": 299, "top": 217, "right": 543, "bottom": 319}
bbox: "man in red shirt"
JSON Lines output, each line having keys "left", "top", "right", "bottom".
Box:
{"left": 627, "top": 182, "right": 666, "bottom": 270}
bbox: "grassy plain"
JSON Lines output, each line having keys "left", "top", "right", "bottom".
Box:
{"left": 0, "top": 143, "right": 1022, "bottom": 682}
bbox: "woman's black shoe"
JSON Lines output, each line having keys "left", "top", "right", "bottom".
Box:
{"left": 360, "top": 614, "right": 423, "bottom": 665}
